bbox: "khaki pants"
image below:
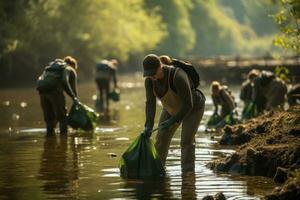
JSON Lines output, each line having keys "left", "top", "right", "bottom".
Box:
{"left": 155, "top": 105, "right": 204, "bottom": 172}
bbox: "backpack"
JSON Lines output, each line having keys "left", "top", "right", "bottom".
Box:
{"left": 36, "top": 59, "right": 66, "bottom": 92}
{"left": 172, "top": 59, "right": 200, "bottom": 89}
{"left": 95, "top": 60, "right": 111, "bottom": 79}
{"left": 260, "top": 70, "right": 275, "bottom": 86}
{"left": 220, "top": 85, "right": 237, "bottom": 108}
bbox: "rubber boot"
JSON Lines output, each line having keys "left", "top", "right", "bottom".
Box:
{"left": 95, "top": 98, "right": 104, "bottom": 112}
{"left": 46, "top": 123, "right": 55, "bottom": 136}
{"left": 59, "top": 119, "right": 68, "bottom": 135}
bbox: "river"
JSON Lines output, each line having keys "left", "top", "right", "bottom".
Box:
{"left": 0, "top": 74, "right": 276, "bottom": 199}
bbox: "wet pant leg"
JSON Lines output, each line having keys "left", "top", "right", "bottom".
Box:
{"left": 105, "top": 82, "right": 110, "bottom": 113}
{"left": 96, "top": 79, "right": 104, "bottom": 112}
{"left": 220, "top": 106, "right": 231, "bottom": 118}
{"left": 49, "top": 90, "right": 67, "bottom": 135}
{"left": 40, "top": 93, "right": 56, "bottom": 135}
{"left": 96, "top": 79, "right": 110, "bottom": 112}
{"left": 155, "top": 109, "right": 180, "bottom": 166}
{"left": 181, "top": 106, "right": 204, "bottom": 172}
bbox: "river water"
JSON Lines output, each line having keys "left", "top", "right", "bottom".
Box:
{"left": 0, "top": 74, "right": 276, "bottom": 199}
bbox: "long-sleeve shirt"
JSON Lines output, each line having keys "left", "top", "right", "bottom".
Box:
{"left": 95, "top": 61, "right": 117, "bottom": 88}
{"left": 62, "top": 66, "right": 78, "bottom": 99}
{"left": 111, "top": 67, "right": 117, "bottom": 88}
{"left": 212, "top": 88, "right": 235, "bottom": 114}
{"left": 240, "top": 80, "right": 252, "bottom": 103}
{"left": 144, "top": 66, "right": 198, "bottom": 129}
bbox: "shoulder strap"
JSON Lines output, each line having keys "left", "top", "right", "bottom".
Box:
{"left": 169, "top": 67, "right": 178, "bottom": 92}
{"left": 220, "top": 88, "right": 236, "bottom": 107}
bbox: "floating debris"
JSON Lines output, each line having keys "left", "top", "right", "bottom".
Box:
{"left": 95, "top": 127, "right": 121, "bottom": 133}
{"left": 125, "top": 105, "right": 131, "bottom": 110}
{"left": 20, "top": 102, "right": 27, "bottom": 108}
{"left": 115, "top": 137, "right": 129, "bottom": 141}
{"left": 92, "top": 94, "right": 97, "bottom": 100}
{"left": 2, "top": 101, "right": 10, "bottom": 106}
{"left": 12, "top": 113, "right": 20, "bottom": 121}
{"left": 19, "top": 128, "right": 46, "bottom": 133}
{"left": 107, "top": 153, "right": 117, "bottom": 157}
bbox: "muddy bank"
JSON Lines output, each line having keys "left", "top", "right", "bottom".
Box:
{"left": 219, "top": 107, "right": 300, "bottom": 146}
{"left": 208, "top": 105, "right": 300, "bottom": 200}
{"left": 265, "top": 170, "right": 300, "bottom": 200}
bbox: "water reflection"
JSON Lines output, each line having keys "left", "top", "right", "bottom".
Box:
{"left": 98, "top": 108, "right": 120, "bottom": 126}
{"left": 121, "top": 178, "right": 173, "bottom": 199}
{"left": 0, "top": 82, "right": 276, "bottom": 200}
{"left": 181, "top": 172, "right": 197, "bottom": 200}
{"left": 38, "top": 135, "right": 79, "bottom": 199}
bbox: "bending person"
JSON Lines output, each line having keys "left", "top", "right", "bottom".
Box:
{"left": 95, "top": 59, "right": 118, "bottom": 114}
{"left": 37, "top": 56, "right": 79, "bottom": 135}
{"left": 142, "top": 54, "right": 205, "bottom": 173}
{"left": 252, "top": 70, "right": 287, "bottom": 111}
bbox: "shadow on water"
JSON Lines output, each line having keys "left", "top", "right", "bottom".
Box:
{"left": 97, "top": 108, "right": 121, "bottom": 126}
{"left": 38, "top": 135, "right": 79, "bottom": 199}
{"left": 0, "top": 78, "right": 276, "bottom": 199}
{"left": 120, "top": 177, "right": 173, "bottom": 199}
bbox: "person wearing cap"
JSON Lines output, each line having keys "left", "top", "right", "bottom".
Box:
{"left": 37, "top": 56, "right": 79, "bottom": 136}
{"left": 142, "top": 54, "right": 205, "bottom": 173}
{"left": 95, "top": 59, "right": 118, "bottom": 113}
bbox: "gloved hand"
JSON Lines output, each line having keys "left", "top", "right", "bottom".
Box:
{"left": 142, "top": 127, "right": 152, "bottom": 138}
{"left": 159, "top": 118, "right": 176, "bottom": 130}
{"left": 73, "top": 97, "right": 80, "bottom": 105}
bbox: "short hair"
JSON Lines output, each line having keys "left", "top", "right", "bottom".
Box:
{"left": 247, "top": 69, "right": 259, "bottom": 80}
{"left": 211, "top": 81, "right": 221, "bottom": 91}
{"left": 64, "top": 56, "right": 78, "bottom": 70}
{"left": 160, "top": 55, "right": 172, "bottom": 65}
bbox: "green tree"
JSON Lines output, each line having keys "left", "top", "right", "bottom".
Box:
{"left": 145, "top": 0, "right": 195, "bottom": 57}
{"left": 0, "top": 0, "right": 165, "bottom": 85}
{"left": 189, "top": 0, "right": 281, "bottom": 57}
{"left": 272, "top": 0, "right": 300, "bottom": 53}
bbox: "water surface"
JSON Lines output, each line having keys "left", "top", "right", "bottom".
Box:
{"left": 0, "top": 74, "right": 276, "bottom": 199}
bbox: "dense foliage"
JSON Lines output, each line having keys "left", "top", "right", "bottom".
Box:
{"left": 0, "top": 0, "right": 288, "bottom": 86}
{"left": 272, "top": 0, "right": 300, "bottom": 53}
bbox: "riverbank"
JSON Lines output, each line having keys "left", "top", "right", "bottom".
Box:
{"left": 208, "top": 105, "right": 300, "bottom": 200}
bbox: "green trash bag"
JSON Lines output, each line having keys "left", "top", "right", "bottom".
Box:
{"left": 68, "top": 102, "right": 99, "bottom": 131}
{"left": 223, "top": 113, "right": 238, "bottom": 125}
{"left": 109, "top": 88, "right": 120, "bottom": 102}
{"left": 206, "top": 113, "right": 222, "bottom": 127}
{"left": 119, "top": 134, "right": 165, "bottom": 179}
{"left": 214, "top": 113, "right": 239, "bottom": 129}
{"left": 242, "top": 102, "right": 257, "bottom": 120}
